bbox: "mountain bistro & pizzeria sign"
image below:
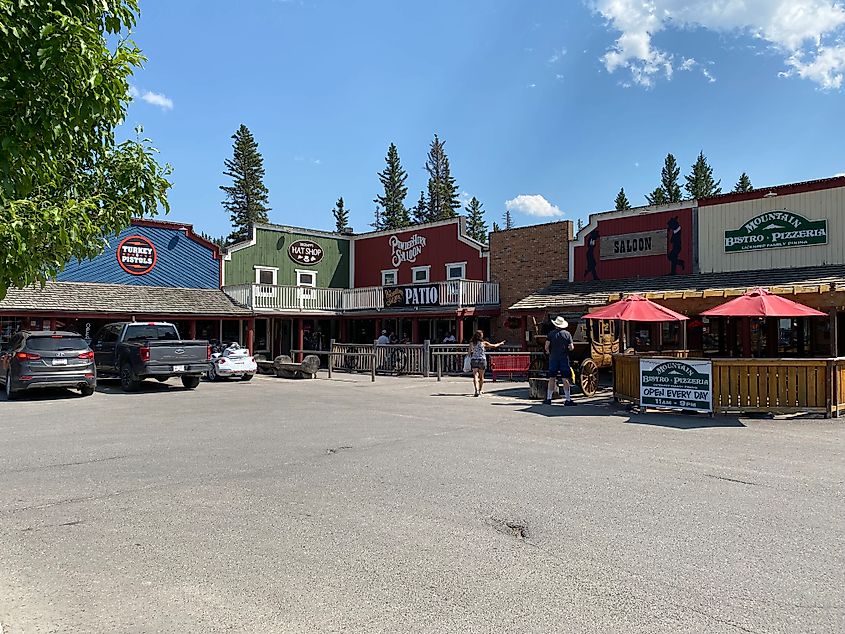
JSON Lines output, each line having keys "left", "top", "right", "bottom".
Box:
{"left": 288, "top": 240, "right": 324, "bottom": 265}
{"left": 117, "top": 235, "right": 157, "bottom": 275}
{"left": 640, "top": 358, "right": 712, "bottom": 414}
{"left": 724, "top": 210, "right": 828, "bottom": 252}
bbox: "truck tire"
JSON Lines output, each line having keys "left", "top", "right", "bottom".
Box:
{"left": 120, "top": 363, "right": 140, "bottom": 392}
{"left": 181, "top": 375, "right": 201, "bottom": 389}
{"left": 79, "top": 384, "right": 95, "bottom": 397}
{"left": 5, "top": 371, "right": 17, "bottom": 400}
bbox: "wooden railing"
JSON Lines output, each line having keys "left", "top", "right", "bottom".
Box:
{"left": 223, "top": 280, "right": 500, "bottom": 313}
{"left": 331, "top": 343, "right": 429, "bottom": 376}
{"left": 612, "top": 355, "right": 845, "bottom": 417}
{"left": 428, "top": 343, "right": 522, "bottom": 375}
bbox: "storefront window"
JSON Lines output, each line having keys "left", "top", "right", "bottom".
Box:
{"left": 661, "top": 322, "right": 681, "bottom": 349}
{"left": 1, "top": 317, "right": 22, "bottom": 346}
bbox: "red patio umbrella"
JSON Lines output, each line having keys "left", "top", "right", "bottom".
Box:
{"left": 583, "top": 294, "right": 688, "bottom": 322}
{"left": 700, "top": 287, "right": 826, "bottom": 318}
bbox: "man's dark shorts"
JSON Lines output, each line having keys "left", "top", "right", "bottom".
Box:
{"left": 548, "top": 357, "right": 571, "bottom": 379}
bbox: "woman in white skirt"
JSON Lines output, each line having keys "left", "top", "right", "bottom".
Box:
{"left": 467, "top": 330, "right": 505, "bottom": 397}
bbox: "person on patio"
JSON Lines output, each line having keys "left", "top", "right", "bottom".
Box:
{"left": 545, "top": 316, "right": 575, "bottom": 406}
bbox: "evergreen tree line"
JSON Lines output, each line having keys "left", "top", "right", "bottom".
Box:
{"left": 363, "top": 134, "right": 489, "bottom": 243}
{"left": 613, "top": 151, "right": 754, "bottom": 212}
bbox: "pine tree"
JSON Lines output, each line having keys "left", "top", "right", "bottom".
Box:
{"left": 492, "top": 222, "right": 501, "bottom": 233}
{"left": 661, "top": 153, "right": 682, "bottom": 202}
{"left": 503, "top": 209, "right": 514, "bottom": 230}
{"left": 374, "top": 143, "right": 409, "bottom": 229}
{"left": 199, "top": 232, "right": 226, "bottom": 249}
{"left": 220, "top": 124, "right": 271, "bottom": 244}
{"left": 734, "top": 172, "right": 753, "bottom": 193}
{"left": 412, "top": 191, "right": 428, "bottom": 224}
{"left": 465, "top": 197, "right": 488, "bottom": 243}
{"left": 425, "top": 134, "right": 461, "bottom": 221}
{"left": 371, "top": 206, "right": 384, "bottom": 231}
{"left": 646, "top": 187, "right": 668, "bottom": 205}
{"left": 685, "top": 151, "right": 722, "bottom": 199}
{"left": 332, "top": 197, "right": 349, "bottom": 233}
{"left": 614, "top": 187, "right": 632, "bottom": 210}
{"left": 576, "top": 218, "right": 585, "bottom": 232}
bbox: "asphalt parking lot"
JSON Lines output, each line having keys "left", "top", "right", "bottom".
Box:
{"left": 0, "top": 373, "right": 843, "bottom": 633}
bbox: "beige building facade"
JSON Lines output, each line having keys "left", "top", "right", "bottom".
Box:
{"left": 698, "top": 177, "right": 845, "bottom": 274}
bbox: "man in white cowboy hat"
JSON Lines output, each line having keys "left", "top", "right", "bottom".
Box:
{"left": 545, "top": 315, "right": 575, "bottom": 406}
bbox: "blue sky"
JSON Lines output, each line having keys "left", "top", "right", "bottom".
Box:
{"left": 122, "top": 0, "right": 845, "bottom": 236}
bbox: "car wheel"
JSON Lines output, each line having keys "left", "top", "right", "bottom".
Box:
{"left": 120, "top": 363, "right": 140, "bottom": 392}
{"left": 241, "top": 373, "right": 254, "bottom": 382}
{"left": 79, "top": 384, "right": 95, "bottom": 397}
{"left": 181, "top": 375, "right": 201, "bottom": 389}
{"left": 155, "top": 377, "right": 169, "bottom": 383}
{"left": 207, "top": 365, "right": 218, "bottom": 382}
{"left": 5, "top": 371, "right": 16, "bottom": 400}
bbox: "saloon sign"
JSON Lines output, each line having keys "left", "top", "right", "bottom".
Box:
{"left": 288, "top": 240, "right": 324, "bottom": 265}
{"left": 383, "top": 284, "right": 440, "bottom": 308}
{"left": 724, "top": 211, "right": 828, "bottom": 252}
{"left": 389, "top": 234, "right": 426, "bottom": 267}
{"left": 640, "top": 358, "right": 712, "bottom": 414}
{"left": 117, "top": 235, "right": 157, "bottom": 275}
{"left": 600, "top": 230, "right": 667, "bottom": 260}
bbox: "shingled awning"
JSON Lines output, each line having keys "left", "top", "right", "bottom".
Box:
{"left": 509, "top": 265, "right": 845, "bottom": 312}
{"left": 0, "top": 282, "right": 253, "bottom": 317}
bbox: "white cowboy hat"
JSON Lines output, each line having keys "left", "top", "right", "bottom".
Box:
{"left": 551, "top": 316, "right": 569, "bottom": 329}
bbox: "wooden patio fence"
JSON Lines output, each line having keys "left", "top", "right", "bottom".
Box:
{"left": 613, "top": 354, "right": 845, "bottom": 418}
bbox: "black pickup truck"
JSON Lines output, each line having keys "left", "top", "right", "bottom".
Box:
{"left": 92, "top": 322, "right": 211, "bottom": 392}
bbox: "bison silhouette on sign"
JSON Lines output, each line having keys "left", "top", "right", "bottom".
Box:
{"left": 667, "top": 216, "right": 685, "bottom": 275}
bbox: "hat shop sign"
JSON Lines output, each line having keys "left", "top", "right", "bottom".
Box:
{"left": 724, "top": 210, "right": 828, "bottom": 253}
{"left": 288, "top": 240, "right": 325, "bottom": 265}
{"left": 117, "top": 235, "right": 157, "bottom": 275}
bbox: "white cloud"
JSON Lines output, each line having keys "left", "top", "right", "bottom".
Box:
{"left": 591, "top": 0, "right": 845, "bottom": 89}
{"left": 128, "top": 84, "right": 173, "bottom": 110}
{"left": 527, "top": 82, "right": 537, "bottom": 88}
{"left": 548, "top": 47, "right": 568, "bottom": 64}
{"left": 505, "top": 194, "right": 564, "bottom": 218}
{"left": 555, "top": 73, "right": 565, "bottom": 80}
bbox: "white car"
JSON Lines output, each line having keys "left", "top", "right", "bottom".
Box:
{"left": 207, "top": 343, "right": 257, "bottom": 382}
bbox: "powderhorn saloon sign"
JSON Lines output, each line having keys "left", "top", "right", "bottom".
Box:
{"left": 288, "top": 240, "right": 324, "bottom": 265}
{"left": 724, "top": 210, "right": 828, "bottom": 253}
{"left": 640, "top": 358, "right": 712, "bottom": 414}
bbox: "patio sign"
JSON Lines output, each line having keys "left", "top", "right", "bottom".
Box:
{"left": 288, "top": 240, "right": 324, "bottom": 265}
{"left": 383, "top": 284, "right": 440, "bottom": 308}
{"left": 601, "top": 230, "right": 667, "bottom": 260}
{"left": 724, "top": 211, "right": 827, "bottom": 253}
{"left": 117, "top": 235, "right": 157, "bottom": 276}
{"left": 640, "top": 358, "right": 712, "bottom": 413}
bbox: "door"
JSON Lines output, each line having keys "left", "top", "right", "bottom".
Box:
{"left": 93, "top": 324, "right": 119, "bottom": 373}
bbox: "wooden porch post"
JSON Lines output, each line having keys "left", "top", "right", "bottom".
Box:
{"left": 411, "top": 318, "right": 419, "bottom": 344}
{"left": 296, "top": 317, "right": 304, "bottom": 362}
{"left": 831, "top": 310, "right": 839, "bottom": 357}
{"left": 189, "top": 320, "right": 197, "bottom": 340}
{"left": 797, "top": 318, "right": 806, "bottom": 357}
{"left": 246, "top": 317, "right": 255, "bottom": 355}
{"left": 521, "top": 315, "right": 528, "bottom": 352}
{"left": 457, "top": 315, "right": 465, "bottom": 343}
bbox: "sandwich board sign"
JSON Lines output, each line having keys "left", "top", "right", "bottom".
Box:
{"left": 640, "top": 358, "right": 712, "bottom": 413}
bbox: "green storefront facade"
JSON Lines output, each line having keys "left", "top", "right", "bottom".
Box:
{"left": 222, "top": 224, "right": 351, "bottom": 357}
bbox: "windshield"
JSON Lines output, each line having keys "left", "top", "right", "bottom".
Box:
{"left": 124, "top": 325, "right": 180, "bottom": 342}
{"left": 27, "top": 336, "right": 88, "bottom": 351}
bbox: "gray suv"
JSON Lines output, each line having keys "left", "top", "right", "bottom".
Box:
{"left": 0, "top": 331, "right": 96, "bottom": 399}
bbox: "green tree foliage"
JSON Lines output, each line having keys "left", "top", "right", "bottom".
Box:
{"left": 464, "top": 197, "right": 487, "bottom": 243}
{"left": 576, "top": 218, "right": 585, "bottom": 232}
{"left": 645, "top": 187, "right": 668, "bottom": 206}
{"left": 0, "top": 0, "right": 172, "bottom": 298}
{"left": 220, "top": 124, "right": 270, "bottom": 244}
{"left": 424, "top": 134, "right": 461, "bottom": 221}
{"left": 374, "top": 143, "right": 409, "bottom": 229}
{"left": 332, "top": 196, "right": 349, "bottom": 233}
{"left": 503, "top": 209, "right": 514, "bottom": 230}
{"left": 411, "top": 190, "right": 427, "bottom": 225}
{"left": 371, "top": 206, "right": 383, "bottom": 230}
{"left": 684, "top": 151, "right": 722, "bottom": 199}
{"left": 199, "top": 232, "right": 226, "bottom": 249}
{"left": 661, "top": 153, "right": 683, "bottom": 202}
{"left": 733, "top": 172, "right": 753, "bottom": 193}
{"left": 492, "top": 222, "right": 501, "bottom": 233}
{"left": 614, "top": 187, "right": 632, "bottom": 210}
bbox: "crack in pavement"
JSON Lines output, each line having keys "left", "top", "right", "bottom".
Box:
{"left": 0, "top": 455, "right": 128, "bottom": 475}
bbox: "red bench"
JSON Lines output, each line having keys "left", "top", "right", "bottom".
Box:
{"left": 490, "top": 355, "right": 531, "bottom": 381}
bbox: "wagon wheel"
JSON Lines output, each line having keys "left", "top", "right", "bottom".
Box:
{"left": 579, "top": 359, "right": 599, "bottom": 397}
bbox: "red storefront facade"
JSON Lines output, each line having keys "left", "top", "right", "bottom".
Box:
{"left": 570, "top": 204, "right": 694, "bottom": 282}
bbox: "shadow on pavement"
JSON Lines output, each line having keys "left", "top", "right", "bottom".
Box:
{"left": 1, "top": 387, "right": 89, "bottom": 402}
{"left": 96, "top": 379, "right": 194, "bottom": 396}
